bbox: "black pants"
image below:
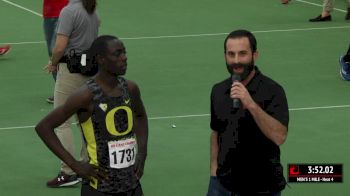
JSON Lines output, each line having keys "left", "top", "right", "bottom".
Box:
{"left": 81, "top": 183, "right": 143, "bottom": 196}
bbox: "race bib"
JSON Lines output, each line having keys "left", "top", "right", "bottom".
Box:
{"left": 108, "top": 137, "right": 137, "bottom": 169}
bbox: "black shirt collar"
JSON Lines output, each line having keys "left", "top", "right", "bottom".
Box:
{"left": 246, "top": 66, "right": 262, "bottom": 93}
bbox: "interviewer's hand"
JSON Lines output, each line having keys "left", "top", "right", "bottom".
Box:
{"left": 230, "top": 81, "right": 255, "bottom": 109}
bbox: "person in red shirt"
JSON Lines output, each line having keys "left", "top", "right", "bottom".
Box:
{"left": 43, "top": 0, "right": 68, "bottom": 104}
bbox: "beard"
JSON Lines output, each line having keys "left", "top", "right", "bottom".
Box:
{"left": 226, "top": 60, "right": 254, "bottom": 81}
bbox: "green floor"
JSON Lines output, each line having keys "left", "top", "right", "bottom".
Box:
{"left": 1, "top": 0, "right": 349, "bottom": 195}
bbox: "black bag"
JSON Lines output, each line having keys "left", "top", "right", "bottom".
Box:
{"left": 66, "top": 49, "right": 98, "bottom": 76}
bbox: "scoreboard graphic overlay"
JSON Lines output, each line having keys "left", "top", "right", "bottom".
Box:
{"left": 288, "top": 164, "right": 342, "bottom": 183}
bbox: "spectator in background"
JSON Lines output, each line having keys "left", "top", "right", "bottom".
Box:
{"left": 281, "top": 0, "right": 291, "bottom": 5}
{"left": 340, "top": 44, "right": 350, "bottom": 81}
{"left": 309, "top": 0, "right": 350, "bottom": 22}
{"left": 44, "top": 0, "right": 100, "bottom": 188}
{"left": 43, "top": 0, "right": 69, "bottom": 104}
{"left": 0, "top": 44, "right": 11, "bottom": 56}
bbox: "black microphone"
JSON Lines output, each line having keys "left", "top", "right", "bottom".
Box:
{"left": 231, "top": 74, "right": 241, "bottom": 109}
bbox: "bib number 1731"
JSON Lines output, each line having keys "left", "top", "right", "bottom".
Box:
{"left": 108, "top": 138, "right": 136, "bottom": 169}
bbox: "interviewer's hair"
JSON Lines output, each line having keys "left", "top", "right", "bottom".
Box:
{"left": 224, "top": 29, "right": 257, "bottom": 53}
{"left": 82, "top": 0, "right": 97, "bottom": 14}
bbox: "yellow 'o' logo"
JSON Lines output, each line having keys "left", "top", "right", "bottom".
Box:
{"left": 105, "top": 106, "right": 133, "bottom": 136}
